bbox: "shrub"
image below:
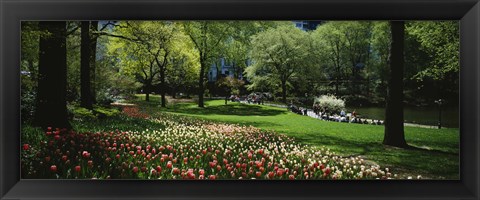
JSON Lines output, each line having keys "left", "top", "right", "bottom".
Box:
{"left": 71, "top": 107, "right": 96, "bottom": 120}
{"left": 68, "top": 105, "right": 121, "bottom": 121}
{"left": 96, "top": 92, "right": 115, "bottom": 106}
{"left": 314, "top": 95, "right": 345, "bottom": 113}
{"left": 21, "top": 89, "right": 36, "bottom": 123}
{"left": 94, "top": 106, "right": 121, "bottom": 119}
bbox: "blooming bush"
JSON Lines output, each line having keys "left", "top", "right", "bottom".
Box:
{"left": 21, "top": 109, "right": 394, "bottom": 180}
{"left": 314, "top": 95, "right": 346, "bottom": 113}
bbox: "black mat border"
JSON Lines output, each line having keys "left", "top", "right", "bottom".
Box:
{"left": 1, "top": 0, "right": 479, "bottom": 199}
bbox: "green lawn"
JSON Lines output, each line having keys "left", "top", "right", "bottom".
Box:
{"left": 129, "top": 94, "right": 459, "bottom": 179}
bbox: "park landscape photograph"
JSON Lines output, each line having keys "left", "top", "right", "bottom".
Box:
{"left": 20, "top": 20, "right": 459, "bottom": 180}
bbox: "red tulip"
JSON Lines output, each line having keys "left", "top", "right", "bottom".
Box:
{"left": 257, "top": 149, "right": 264, "bottom": 155}
{"left": 22, "top": 144, "right": 29, "bottom": 151}
{"left": 82, "top": 151, "right": 90, "bottom": 158}
{"left": 209, "top": 175, "right": 216, "bottom": 180}
{"left": 209, "top": 162, "right": 216, "bottom": 168}
{"left": 172, "top": 168, "right": 180, "bottom": 175}
{"left": 199, "top": 169, "right": 205, "bottom": 175}
{"left": 133, "top": 166, "right": 139, "bottom": 173}
{"left": 277, "top": 169, "right": 285, "bottom": 177}
{"left": 50, "top": 165, "right": 57, "bottom": 172}
{"left": 75, "top": 165, "right": 81, "bottom": 172}
{"left": 255, "top": 171, "right": 262, "bottom": 177}
{"left": 289, "top": 175, "right": 295, "bottom": 180}
{"left": 54, "top": 135, "right": 61, "bottom": 140}
{"left": 62, "top": 155, "right": 67, "bottom": 161}
{"left": 156, "top": 166, "right": 162, "bottom": 173}
{"left": 268, "top": 171, "right": 275, "bottom": 179}
{"left": 323, "top": 168, "right": 331, "bottom": 175}
{"left": 167, "top": 161, "right": 172, "bottom": 169}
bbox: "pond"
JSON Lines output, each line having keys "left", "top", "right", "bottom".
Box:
{"left": 346, "top": 106, "right": 459, "bottom": 128}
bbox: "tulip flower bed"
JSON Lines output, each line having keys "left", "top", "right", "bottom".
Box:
{"left": 21, "top": 107, "right": 395, "bottom": 180}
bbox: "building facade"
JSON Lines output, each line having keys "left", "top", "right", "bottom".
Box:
{"left": 207, "top": 58, "right": 244, "bottom": 82}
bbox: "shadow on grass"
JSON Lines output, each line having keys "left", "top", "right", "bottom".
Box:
{"left": 164, "top": 103, "right": 287, "bottom": 116}
{"left": 291, "top": 133, "right": 459, "bottom": 178}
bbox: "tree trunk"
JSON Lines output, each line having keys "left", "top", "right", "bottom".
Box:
{"left": 90, "top": 21, "right": 99, "bottom": 103}
{"left": 80, "top": 21, "right": 93, "bottom": 109}
{"left": 281, "top": 80, "right": 287, "bottom": 103}
{"left": 198, "top": 60, "right": 206, "bottom": 107}
{"left": 172, "top": 87, "right": 176, "bottom": 99}
{"left": 160, "top": 66, "right": 166, "bottom": 107}
{"left": 383, "top": 21, "right": 407, "bottom": 147}
{"left": 145, "top": 82, "right": 151, "bottom": 102}
{"left": 335, "top": 77, "right": 339, "bottom": 95}
{"left": 34, "top": 21, "right": 71, "bottom": 129}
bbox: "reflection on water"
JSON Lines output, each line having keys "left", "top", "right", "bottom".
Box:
{"left": 346, "top": 106, "right": 459, "bottom": 128}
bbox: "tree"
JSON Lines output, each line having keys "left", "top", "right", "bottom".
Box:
{"left": 106, "top": 30, "right": 160, "bottom": 102}
{"left": 370, "top": 22, "right": 391, "bottom": 102}
{"left": 118, "top": 21, "right": 178, "bottom": 107}
{"left": 183, "top": 21, "right": 233, "bottom": 107}
{"left": 342, "top": 22, "right": 372, "bottom": 94}
{"left": 405, "top": 21, "right": 459, "bottom": 105}
{"left": 80, "top": 21, "right": 93, "bottom": 109}
{"left": 383, "top": 21, "right": 407, "bottom": 147}
{"left": 310, "top": 22, "right": 346, "bottom": 95}
{"left": 216, "top": 76, "right": 245, "bottom": 104}
{"left": 247, "top": 25, "right": 308, "bottom": 103}
{"left": 90, "top": 21, "right": 99, "bottom": 103}
{"left": 167, "top": 30, "right": 200, "bottom": 99}
{"left": 21, "top": 22, "right": 41, "bottom": 122}
{"left": 34, "top": 21, "right": 71, "bottom": 129}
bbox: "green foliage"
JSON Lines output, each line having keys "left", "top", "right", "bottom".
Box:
{"left": 94, "top": 106, "right": 121, "bottom": 118}
{"left": 246, "top": 25, "right": 309, "bottom": 100}
{"left": 216, "top": 76, "right": 245, "bottom": 95}
{"left": 68, "top": 105, "right": 120, "bottom": 121}
{"left": 406, "top": 21, "right": 459, "bottom": 81}
{"left": 21, "top": 88, "right": 37, "bottom": 123}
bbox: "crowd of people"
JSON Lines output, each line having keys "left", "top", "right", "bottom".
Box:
{"left": 289, "top": 104, "right": 385, "bottom": 126}
{"left": 229, "top": 93, "right": 265, "bottom": 105}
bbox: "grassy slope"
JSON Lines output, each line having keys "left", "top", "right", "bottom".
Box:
{"left": 131, "top": 95, "right": 459, "bottom": 179}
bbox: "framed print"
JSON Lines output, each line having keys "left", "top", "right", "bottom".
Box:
{"left": 1, "top": 0, "right": 479, "bottom": 199}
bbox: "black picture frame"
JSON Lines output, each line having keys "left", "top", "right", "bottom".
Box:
{"left": 1, "top": 0, "right": 479, "bottom": 199}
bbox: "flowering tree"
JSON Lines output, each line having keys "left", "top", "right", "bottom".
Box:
{"left": 313, "top": 95, "right": 346, "bottom": 113}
